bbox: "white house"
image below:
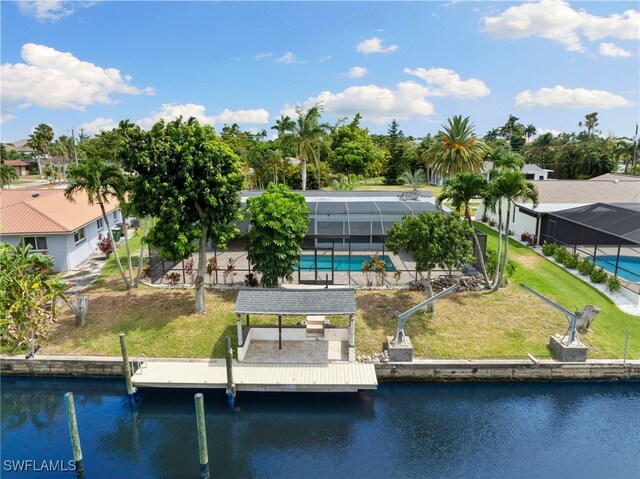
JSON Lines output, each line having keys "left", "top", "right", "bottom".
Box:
{"left": 482, "top": 162, "right": 553, "bottom": 181}
{"left": 0, "top": 189, "right": 122, "bottom": 272}
{"left": 475, "top": 174, "right": 640, "bottom": 241}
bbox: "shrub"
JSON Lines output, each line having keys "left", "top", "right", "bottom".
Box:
{"left": 480, "top": 214, "right": 488, "bottom": 223}
{"left": 488, "top": 219, "right": 496, "bottom": 227}
{"left": 553, "top": 248, "right": 570, "bottom": 264}
{"left": 206, "top": 257, "right": 218, "bottom": 284}
{"left": 141, "top": 266, "right": 151, "bottom": 279}
{"left": 163, "top": 272, "right": 181, "bottom": 285}
{"left": 96, "top": 233, "right": 114, "bottom": 258}
{"left": 577, "top": 257, "right": 595, "bottom": 276}
{"left": 183, "top": 257, "right": 195, "bottom": 283}
{"left": 589, "top": 267, "right": 607, "bottom": 284}
{"left": 393, "top": 270, "right": 402, "bottom": 285}
{"left": 563, "top": 253, "right": 580, "bottom": 269}
{"left": 607, "top": 276, "right": 620, "bottom": 292}
{"left": 508, "top": 230, "right": 515, "bottom": 236}
{"left": 541, "top": 241, "right": 558, "bottom": 257}
{"left": 244, "top": 273, "right": 259, "bottom": 287}
{"left": 520, "top": 232, "right": 538, "bottom": 246}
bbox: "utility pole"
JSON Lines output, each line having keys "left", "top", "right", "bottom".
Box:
{"left": 71, "top": 128, "right": 78, "bottom": 164}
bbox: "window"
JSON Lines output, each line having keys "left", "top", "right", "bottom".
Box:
{"left": 23, "top": 236, "right": 48, "bottom": 251}
{"left": 97, "top": 218, "right": 104, "bottom": 230}
{"left": 74, "top": 228, "right": 86, "bottom": 244}
{"left": 113, "top": 211, "right": 118, "bottom": 221}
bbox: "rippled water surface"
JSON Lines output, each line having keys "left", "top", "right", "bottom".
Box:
{"left": 2, "top": 377, "right": 639, "bottom": 478}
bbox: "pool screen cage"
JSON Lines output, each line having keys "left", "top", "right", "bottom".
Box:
{"left": 539, "top": 203, "right": 640, "bottom": 293}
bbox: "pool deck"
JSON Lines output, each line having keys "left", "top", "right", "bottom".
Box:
{"left": 131, "top": 358, "right": 378, "bottom": 393}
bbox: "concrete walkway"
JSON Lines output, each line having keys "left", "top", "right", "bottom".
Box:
{"left": 62, "top": 251, "right": 110, "bottom": 294}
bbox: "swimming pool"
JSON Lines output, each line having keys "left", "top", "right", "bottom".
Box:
{"left": 593, "top": 255, "right": 640, "bottom": 283}
{"left": 297, "top": 254, "right": 397, "bottom": 272}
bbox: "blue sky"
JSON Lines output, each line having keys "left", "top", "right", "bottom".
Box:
{"left": 1, "top": 1, "right": 638, "bottom": 142}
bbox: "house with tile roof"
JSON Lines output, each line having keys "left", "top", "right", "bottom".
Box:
{"left": 0, "top": 189, "right": 122, "bottom": 272}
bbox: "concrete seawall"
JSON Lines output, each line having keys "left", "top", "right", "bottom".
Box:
{"left": 2, "top": 355, "right": 639, "bottom": 382}
{"left": 375, "top": 359, "right": 640, "bottom": 382}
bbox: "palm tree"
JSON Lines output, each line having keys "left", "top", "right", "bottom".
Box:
{"left": 437, "top": 173, "right": 492, "bottom": 289}
{"left": 27, "top": 123, "right": 54, "bottom": 176}
{"left": 491, "top": 171, "right": 538, "bottom": 290}
{"left": 0, "top": 162, "right": 18, "bottom": 189}
{"left": 271, "top": 115, "right": 296, "bottom": 139}
{"left": 523, "top": 124, "right": 537, "bottom": 140}
{"left": 427, "top": 115, "right": 492, "bottom": 178}
{"left": 397, "top": 169, "right": 426, "bottom": 191}
{"left": 65, "top": 156, "right": 130, "bottom": 289}
{"left": 292, "top": 105, "right": 330, "bottom": 190}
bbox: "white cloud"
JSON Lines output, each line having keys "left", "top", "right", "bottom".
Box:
{"left": 16, "top": 1, "right": 98, "bottom": 22}
{"left": 537, "top": 128, "right": 562, "bottom": 137}
{"left": 1, "top": 43, "right": 154, "bottom": 111}
{"left": 137, "top": 103, "right": 269, "bottom": 130}
{"left": 346, "top": 67, "right": 367, "bottom": 78}
{"left": 254, "top": 52, "right": 273, "bottom": 60}
{"left": 356, "top": 37, "right": 398, "bottom": 54}
{"left": 0, "top": 112, "right": 15, "bottom": 124}
{"left": 404, "top": 67, "right": 490, "bottom": 98}
{"left": 79, "top": 117, "right": 118, "bottom": 135}
{"left": 515, "top": 85, "right": 632, "bottom": 109}
{"left": 598, "top": 42, "right": 632, "bottom": 58}
{"left": 276, "top": 52, "right": 297, "bottom": 64}
{"left": 482, "top": 0, "right": 639, "bottom": 52}
{"left": 282, "top": 82, "right": 435, "bottom": 123}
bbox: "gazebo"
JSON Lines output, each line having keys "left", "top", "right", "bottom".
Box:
{"left": 234, "top": 288, "right": 357, "bottom": 363}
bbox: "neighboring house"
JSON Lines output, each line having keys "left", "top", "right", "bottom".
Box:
{"left": 481, "top": 162, "right": 553, "bottom": 181}
{"left": 521, "top": 164, "right": 553, "bottom": 180}
{"left": 4, "top": 139, "right": 34, "bottom": 156}
{"left": 475, "top": 175, "right": 640, "bottom": 241}
{"left": 0, "top": 189, "right": 121, "bottom": 272}
{"left": 4, "top": 160, "right": 32, "bottom": 176}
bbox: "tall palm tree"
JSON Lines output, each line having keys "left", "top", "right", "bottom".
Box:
{"left": 523, "top": 124, "right": 537, "bottom": 140}
{"left": 397, "top": 169, "right": 426, "bottom": 191}
{"left": 437, "top": 173, "right": 492, "bottom": 289}
{"left": 65, "top": 156, "right": 130, "bottom": 289}
{"left": 0, "top": 161, "right": 18, "bottom": 189}
{"left": 491, "top": 171, "right": 538, "bottom": 290}
{"left": 271, "top": 115, "right": 296, "bottom": 139}
{"left": 27, "top": 124, "right": 54, "bottom": 176}
{"left": 427, "top": 115, "right": 492, "bottom": 178}
{"left": 293, "top": 105, "right": 330, "bottom": 190}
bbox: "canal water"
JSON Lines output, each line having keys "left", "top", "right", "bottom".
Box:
{"left": 2, "top": 377, "right": 639, "bottom": 478}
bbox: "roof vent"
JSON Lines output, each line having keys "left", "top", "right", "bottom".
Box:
{"left": 613, "top": 179, "right": 619, "bottom": 184}
{"left": 31, "top": 193, "right": 40, "bottom": 198}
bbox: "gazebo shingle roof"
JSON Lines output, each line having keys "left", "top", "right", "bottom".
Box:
{"left": 234, "top": 288, "right": 357, "bottom": 315}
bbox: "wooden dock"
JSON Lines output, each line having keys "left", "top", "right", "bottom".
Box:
{"left": 131, "top": 359, "right": 377, "bottom": 393}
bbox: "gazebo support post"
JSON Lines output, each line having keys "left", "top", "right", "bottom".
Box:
{"left": 236, "top": 314, "right": 243, "bottom": 348}
{"left": 278, "top": 315, "right": 282, "bottom": 350}
{"left": 246, "top": 314, "right": 250, "bottom": 327}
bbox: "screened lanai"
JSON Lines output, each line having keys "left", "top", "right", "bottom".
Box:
{"left": 540, "top": 203, "right": 640, "bottom": 295}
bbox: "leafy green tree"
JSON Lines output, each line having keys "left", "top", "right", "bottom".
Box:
{"left": 0, "top": 242, "right": 66, "bottom": 350}
{"left": 330, "top": 114, "right": 383, "bottom": 176}
{"left": 65, "top": 156, "right": 130, "bottom": 288}
{"left": 383, "top": 119, "right": 410, "bottom": 184}
{"left": 491, "top": 171, "right": 538, "bottom": 290}
{"left": 27, "top": 123, "right": 54, "bottom": 175}
{"left": 246, "top": 184, "right": 309, "bottom": 287}
{"left": 330, "top": 173, "right": 358, "bottom": 190}
{"left": 427, "top": 115, "right": 491, "bottom": 178}
{"left": 120, "top": 117, "right": 245, "bottom": 313}
{"left": 437, "top": 173, "right": 491, "bottom": 289}
{"left": 386, "top": 211, "right": 473, "bottom": 312}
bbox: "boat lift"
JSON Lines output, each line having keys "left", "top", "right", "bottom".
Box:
{"left": 391, "top": 284, "right": 458, "bottom": 345}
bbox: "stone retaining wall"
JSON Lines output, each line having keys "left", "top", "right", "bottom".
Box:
{"left": 1, "top": 355, "right": 125, "bottom": 377}
{"left": 375, "top": 359, "right": 640, "bottom": 382}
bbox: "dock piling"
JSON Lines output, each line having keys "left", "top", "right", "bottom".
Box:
{"left": 194, "top": 393, "right": 210, "bottom": 479}
{"left": 119, "top": 333, "right": 136, "bottom": 397}
{"left": 64, "top": 392, "right": 85, "bottom": 477}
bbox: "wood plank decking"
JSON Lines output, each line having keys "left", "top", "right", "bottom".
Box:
{"left": 132, "top": 359, "right": 377, "bottom": 393}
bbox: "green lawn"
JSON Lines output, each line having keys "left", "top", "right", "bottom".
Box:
{"left": 7, "top": 223, "right": 637, "bottom": 359}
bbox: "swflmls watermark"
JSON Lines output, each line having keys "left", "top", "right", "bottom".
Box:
{"left": 3, "top": 459, "right": 77, "bottom": 472}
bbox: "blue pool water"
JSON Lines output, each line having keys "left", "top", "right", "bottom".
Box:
{"left": 593, "top": 255, "right": 640, "bottom": 283}
{"left": 2, "top": 377, "right": 639, "bottom": 478}
{"left": 297, "top": 254, "right": 396, "bottom": 272}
